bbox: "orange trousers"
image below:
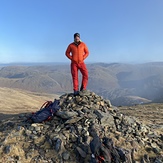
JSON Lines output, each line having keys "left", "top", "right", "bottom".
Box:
{"left": 71, "top": 62, "right": 88, "bottom": 91}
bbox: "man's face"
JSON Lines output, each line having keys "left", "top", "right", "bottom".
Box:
{"left": 74, "top": 36, "right": 80, "bottom": 42}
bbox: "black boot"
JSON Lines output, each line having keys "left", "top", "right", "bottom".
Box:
{"left": 80, "top": 85, "right": 84, "bottom": 91}
{"left": 74, "top": 90, "right": 79, "bottom": 96}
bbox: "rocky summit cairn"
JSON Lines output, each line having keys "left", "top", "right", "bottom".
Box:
{"left": 0, "top": 90, "right": 163, "bottom": 163}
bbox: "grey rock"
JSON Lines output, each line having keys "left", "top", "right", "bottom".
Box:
{"left": 56, "top": 111, "right": 78, "bottom": 119}
{"left": 94, "top": 110, "right": 115, "bottom": 127}
{"left": 32, "top": 135, "right": 39, "bottom": 139}
{"left": 153, "top": 147, "right": 160, "bottom": 154}
{"left": 32, "top": 131, "right": 37, "bottom": 135}
{"left": 105, "top": 99, "right": 112, "bottom": 107}
{"left": 143, "top": 154, "right": 150, "bottom": 163}
{"left": 15, "top": 155, "right": 21, "bottom": 160}
{"left": 65, "top": 116, "right": 83, "bottom": 124}
{"left": 16, "top": 126, "right": 22, "bottom": 131}
{"left": 7, "top": 156, "right": 14, "bottom": 162}
{"left": 6, "top": 122, "right": 14, "bottom": 127}
{"left": 13, "top": 132, "right": 20, "bottom": 136}
{"left": 55, "top": 138, "right": 62, "bottom": 152}
{"left": 79, "top": 90, "right": 91, "bottom": 96}
{"left": 76, "top": 146, "right": 87, "bottom": 158}
{"left": 154, "top": 157, "right": 163, "bottom": 163}
{"left": 4, "top": 145, "right": 12, "bottom": 154}
{"left": 62, "top": 151, "right": 70, "bottom": 160}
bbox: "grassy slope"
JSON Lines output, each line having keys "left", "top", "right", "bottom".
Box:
{"left": 119, "top": 103, "right": 163, "bottom": 134}
{"left": 0, "top": 87, "right": 59, "bottom": 120}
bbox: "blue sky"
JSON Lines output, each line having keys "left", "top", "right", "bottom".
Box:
{"left": 0, "top": 0, "right": 163, "bottom": 63}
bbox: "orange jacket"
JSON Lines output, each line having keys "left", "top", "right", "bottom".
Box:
{"left": 65, "top": 42, "right": 89, "bottom": 63}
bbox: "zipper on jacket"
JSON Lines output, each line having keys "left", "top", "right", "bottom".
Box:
{"left": 77, "top": 45, "right": 79, "bottom": 63}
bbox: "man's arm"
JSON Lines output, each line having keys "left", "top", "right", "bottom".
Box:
{"left": 83, "top": 43, "right": 89, "bottom": 60}
{"left": 65, "top": 45, "right": 72, "bottom": 60}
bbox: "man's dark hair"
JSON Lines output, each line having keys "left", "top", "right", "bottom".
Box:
{"left": 74, "top": 33, "right": 80, "bottom": 38}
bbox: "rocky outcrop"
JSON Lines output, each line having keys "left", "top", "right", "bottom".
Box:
{"left": 0, "top": 90, "right": 162, "bottom": 162}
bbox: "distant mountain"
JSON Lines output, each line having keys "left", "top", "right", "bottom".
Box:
{"left": 0, "top": 62, "right": 69, "bottom": 67}
{"left": 1, "top": 62, "right": 163, "bottom": 106}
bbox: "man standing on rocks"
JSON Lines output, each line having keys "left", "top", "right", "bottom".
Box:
{"left": 65, "top": 33, "right": 89, "bottom": 96}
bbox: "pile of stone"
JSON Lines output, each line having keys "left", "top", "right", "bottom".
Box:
{"left": 0, "top": 90, "right": 162, "bottom": 163}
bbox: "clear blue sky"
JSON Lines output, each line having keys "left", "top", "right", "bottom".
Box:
{"left": 0, "top": 0, "right": 163, "bottom": 63}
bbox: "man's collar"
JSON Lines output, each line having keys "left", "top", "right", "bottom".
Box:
{"left": 74, "top": 41, "right": 81, "bottom": 46}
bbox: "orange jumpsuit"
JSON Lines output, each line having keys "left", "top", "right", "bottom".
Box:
{"left": 65, "top": 41, "right": 89, "bottom": 91}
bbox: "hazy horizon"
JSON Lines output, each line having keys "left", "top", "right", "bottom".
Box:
{"left": 1, "top": 61, "right": 163, "bottom": 64}
{"left": 1, "top": 61, "right": 163, "bottom": 68}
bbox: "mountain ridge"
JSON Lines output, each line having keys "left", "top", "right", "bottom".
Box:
{"left": 1, "top": 62, "right": 163, "bottom": 106}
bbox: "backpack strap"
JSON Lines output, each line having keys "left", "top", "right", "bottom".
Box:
{"left": 96, "top": 155, "right": 105, "bottom": 163}
{"left": 40, "top": 100, "right": 60, "bottom": 122}
{"left": 40, "top": 101, "right": 53, "bottom": 110}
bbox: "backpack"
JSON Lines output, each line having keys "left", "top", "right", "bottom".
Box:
{"left": 90, "top": 136, "right": 126, "bottom": 163}
{"left": 102, "top": 137, "right": 123, "bottom": 163}
{"left": 29, "top": 99, "right": 60, "bottom": 123}
{"left": 90, "top": 135, "right": 111, "bottom": 163}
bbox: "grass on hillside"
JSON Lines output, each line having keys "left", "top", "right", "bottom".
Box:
{"left": 0, "top": 87, "right": 59, "bottom": 120}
